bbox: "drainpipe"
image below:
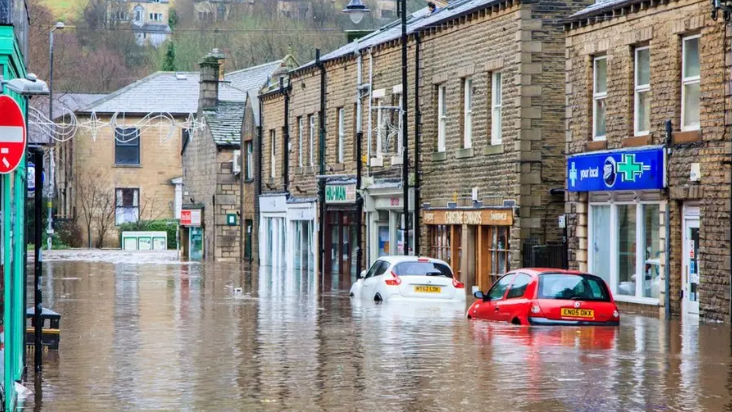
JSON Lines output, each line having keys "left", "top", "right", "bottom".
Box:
{"left": 282, "top": 77, "right": 291, "bottom": 194}
{"left": 356, "top": 50, "right": 364, "bottom": 275}
{"left": 414, "top": 32, "right": 421, "bottom": 256}
{"left": 664, "top": 119, "right": 672, "bottom": 318}
{"left": 317, "top": 49, "right": 327, "bottom": 281}
{"left": 257, "top": 95, "right": 264, "bottom": 265}
{"left": 367, "top": 49, "right": 374, "bottom": 166}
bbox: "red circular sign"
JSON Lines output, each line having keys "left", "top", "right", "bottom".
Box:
{"left": 0, "top": 95, "right": 26, "bottom": 174}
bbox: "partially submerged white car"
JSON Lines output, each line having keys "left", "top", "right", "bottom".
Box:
{"left": 349, "top": 256, "right": 467, "bottom": 303}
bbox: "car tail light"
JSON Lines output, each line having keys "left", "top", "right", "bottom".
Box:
{"left": 452, "top": 278, "right": 465, "bottom": 289}
{"left": 613, "top": 310, "right": 619, "bottom": 319}
{"left": 385, "top": 271, "right": 401, "bottom": 286}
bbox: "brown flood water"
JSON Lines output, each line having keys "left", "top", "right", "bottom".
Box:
{"left": 21, "top": 260, "right": 732, "bottom": 412}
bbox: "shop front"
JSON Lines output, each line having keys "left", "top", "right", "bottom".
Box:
{"left": 567, "top": 146, "right": 667, "bottom": 311}
{"left": 286, "top": 198, "right": 317, "bottom": 274}
{"left": 324, "top": 181, "right": 359, "bottom": 286}
{"left": 362, "top": 180, "right": 414, "bottom": 267}
{"left": 180, "top": 207, "right": 204, "bottom": 261}
{"left": 259, "top": 193, "right": 287, "bottom": 269}
{"left": 423, "top": 208, "right": 513, "bottom": 292}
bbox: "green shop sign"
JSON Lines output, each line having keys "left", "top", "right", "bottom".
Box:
{"left": 325, "top": 184, "right": 356, "bottom": 203}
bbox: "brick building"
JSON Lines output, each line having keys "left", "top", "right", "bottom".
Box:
{"left": 181, "top": 50, "right": 293, "bottom": 262}
{"left": 259, "top": 0, "right": 590, "bottom": 291}
{"left": 564, "top": 0, "right": 730, "bottom": 320}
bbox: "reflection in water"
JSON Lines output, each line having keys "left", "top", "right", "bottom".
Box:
{"left": 20, "top": 261, "right": 732, "bottom": 411}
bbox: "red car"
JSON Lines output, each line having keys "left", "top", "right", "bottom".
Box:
{"left": 467, "top": 269, "right": 620, "bottom": 326}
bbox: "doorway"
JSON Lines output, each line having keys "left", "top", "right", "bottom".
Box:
{"left": 189, "top": 227, "right": 203, "bottom": 261}
{"left": 324, "top": 210, "right": 358, "bottom": 280}
{"left": 682, "top": 205, "right": 700, "bottom": 318}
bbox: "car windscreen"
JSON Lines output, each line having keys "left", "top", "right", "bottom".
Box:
{"left": 538, "top": 274, "right": 611, "bottom": 302}
{"left": 393, "top": 262, "right": 453, "bottom": 278}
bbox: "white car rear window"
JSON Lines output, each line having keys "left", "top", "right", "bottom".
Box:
{"left": 393, "top": 262, "right": 453, "bottom": 278}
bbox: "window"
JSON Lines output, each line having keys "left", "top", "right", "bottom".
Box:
{"left": 245, "top": 141, "right": 253, "bottom": 180}
{"left": 298, "top": 117, "right": 304, "bottom": 168}
{"left": 114, "top": 127, "right": 140, "bottom": 165}
{"left": 593, "top": 56, "right": 608, "bottom": 140}
{"left": 181, "top": 128, "right": 190, "bottom": 154}
{"left": 489, "top": 226, "right": 510, "bottom": 278}
{"left": 365, "top": 260, "right": 385, "bottom": 278}
{"left": 634, "top": 47, "right": 651, "bottom": 135}
{"left": 397, "top": 94, "right": 404, "bottom": 154}
{"left": 538, "top": 274, "right": 611, "bottom": 302}
{"left": 270, "top": 129, "right": 276, "bottom": 179}
{"left": 430, "top": 225, "right": 451, "bottom": 262}
{"left": 134, "top": 6, "right": 144, "bottom": 23}
{"left": 491, "top": 72, "right": 503, "bottom": 145}
{"left": 149, "top": 12, "right": 163, "bottom": 22}
{"left": 393, "top": 262, "right": 453, "bottom": 278}
{"left": 337, "top": 108, "right": 345, "bottom": 163}
{"left": 375, "top": 98, "right": 384, "bottom": 156}
{"left": 309, "top": 115, "right": 315, "bottom": 166}
{"left": 115, "top": 188, "right": 139, "bottom": 225}
{"left": 682, "top": 36, "right": 701, "bottom": 131}
{"left": 487, "top": 274, "right": 515, "bottom": 300}
{"left": 463, "top": 77, "right": 473, "bottom": 148}
{"left": 506, "top": 273, "right": 531, "bottom": 299}
{"left": 588, "top": 202, "right": 662, "bottom": 302}
{"left": 437, "top": 85, "right": 447, "bottom": 152}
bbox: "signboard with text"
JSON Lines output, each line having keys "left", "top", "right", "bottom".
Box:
{"left": 325, "top": 184, "right": 356, "bottom": 204}
{"left": 181, "top": 209, "right": 202, "bottom": 227}
{"left": 567, "top": 147, "right": 665, "bottom": 192}
{"left": 423, "top": 209, "right": 513, "bottom": 226}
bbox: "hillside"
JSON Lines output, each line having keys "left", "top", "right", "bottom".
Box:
{"left": 40, "top": 0, "right": 87, "bottom": 20}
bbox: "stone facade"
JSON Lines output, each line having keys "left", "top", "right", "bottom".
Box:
{"left": 64, "top": 114, "right": 182, "bottom": 247}
{"left": 565, "top": 0, "right": 731, "bottom": 320}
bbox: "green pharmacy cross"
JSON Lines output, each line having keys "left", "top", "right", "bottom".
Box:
{"left": 617, "top": 154, "right": 651, "bottom": 182}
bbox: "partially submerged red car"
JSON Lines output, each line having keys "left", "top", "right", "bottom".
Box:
{"left": 467, "top": 269, "right": 620, "bottom": 326}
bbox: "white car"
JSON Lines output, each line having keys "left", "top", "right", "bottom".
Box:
{"left": 349, "top": 256, "right": 467, "bottom": 303}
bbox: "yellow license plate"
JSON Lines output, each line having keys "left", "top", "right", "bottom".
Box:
{"left": 414, "top": 286, "right": 441, "bottom": 293}
{"left": 561, "top": 308, "right": 595, "bottom": 318}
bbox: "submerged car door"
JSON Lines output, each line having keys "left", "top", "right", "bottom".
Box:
{"left": 498, "top": 273, "right": 533, "bottom": 323}
{"left": 476, "top": 274, "right": 514, "bottom": 321}
{"left": 362, "top": 261, "right": 388, "bottom": 299}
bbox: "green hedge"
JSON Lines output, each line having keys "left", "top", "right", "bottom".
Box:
{"left": 119, "top": 220, "right": 178, "bottom": 250}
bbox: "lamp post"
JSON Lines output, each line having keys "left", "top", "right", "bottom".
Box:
{"left": 47, "top": 21, "right": 64, "bottom": 251}
{"left": 345, "top": 0, "right": 411, "bottom": 256}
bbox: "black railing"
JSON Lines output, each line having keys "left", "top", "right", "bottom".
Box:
{"left": 522, "top": 239, "right": 568, "bottom": 270}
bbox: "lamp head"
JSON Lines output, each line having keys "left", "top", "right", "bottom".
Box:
{"left": 343, "top": 0, "right": 370, "bottom": 24}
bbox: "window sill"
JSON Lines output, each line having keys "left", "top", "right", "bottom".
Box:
{"left": 431, "top": 151, "right": 447, "bottom": 162}
{"left": 483, "top": 144, "right": 504, "bottom": 156}
{"left": 295, "top": 167, "right": 305, "bottom": 175}
{"left": 390, "top": 156, "right": 403, "bottom": 165}
{"left": 331, "top": 163, "right": 346, "bottom": 172}
{"left": 613, "top": 295, "right": 660, "bottom": 306}
{"left": 672, "top": 129, "right": 702, "bottom": 144}
{"left": 455, "top": 147, "right": 474, "bottom": 159}
{"left": 622, "top": 135, "right": 652, "bottom": 148}
{"left": 244, "top": 178, "right": 255, "bottom": 184}
{"left": 114, "top": 164, "right": 142, "bottom": 168}
{"left": 586, "top": 140, "right": 607, "bottom": 151}
{"left": 370, "top": 157, "right": 384, "bottom": 167}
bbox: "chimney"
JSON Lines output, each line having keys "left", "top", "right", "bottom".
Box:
{"left": 198, "top": 48, "right": 225, "bottom": 110}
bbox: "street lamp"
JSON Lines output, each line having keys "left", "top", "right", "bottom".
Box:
{"left": 47, "top": 21, "right": 64, "bottom": 252}
{"left": 345, "top": 0, "right": 411, "bottom": 256}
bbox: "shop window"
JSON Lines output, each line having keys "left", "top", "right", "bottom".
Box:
{"left": 489, "top": 226, "right": 509, "bottom": 279}
{"left": 430, "top": 225, "right": 452, "bottom": 265}
{"left": 490, "top": 72, "right": 502, "bottom": 145}
{"left": 634, "top": 47, "right": 651, "bottom": 135}
{"left": 592, "top": 56, "right": 607, "bottom": 141}
{"left": 682, "top": 35, "right": 700, "bottom": 131}
{"left": 589, "top": 202, "right": 662, "bottom": 302}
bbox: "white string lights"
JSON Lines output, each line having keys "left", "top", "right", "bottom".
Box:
{"left": 28, "top": 107, "right": 205, "bottom": 144}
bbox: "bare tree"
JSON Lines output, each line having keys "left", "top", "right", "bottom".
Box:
{"left": 127, "top": 191, "right": 167, "bottom": 231}
{"left": 75, "top": 168, "right": 115, "bottom": 248}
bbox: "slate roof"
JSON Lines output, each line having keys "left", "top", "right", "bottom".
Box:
{"left": 203, "top": 101, "right": 246, "bottom": 146}
{"left": 134, "top": 23, "right": 173, "bottom": 34}
{"left": 80, "top": 61, "right": 281, "bottom": 115}
{"left": 568, "top": 0, "right": 631, "bottom": 19}
{"left": 296, "top": 0, "right": 502, "bottom": 71}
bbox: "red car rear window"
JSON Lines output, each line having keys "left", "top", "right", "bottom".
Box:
{"left": 538, "top": 274, "right": 610, "bottom": 302}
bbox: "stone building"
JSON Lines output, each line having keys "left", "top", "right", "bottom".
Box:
{"left": 181, "top": 50, "right": 295, "bottom": 262}
{"left": 259, "top": 0, "right": 589, "bottom": 292}
{"left": 564, "top": 0, "right": 730, "bottom": 320}
{"left": 109, "top": 0, "right": 173, "bottom": 47}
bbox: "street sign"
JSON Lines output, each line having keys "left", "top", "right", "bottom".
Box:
{"left": 27, "top": 162, "right": 45, "bottom": 193}
{"left": 181, "top": 209, "right": 202, "bottom": 226}
{"left": 0, "top": 96, "right": 26, "bottom": 174}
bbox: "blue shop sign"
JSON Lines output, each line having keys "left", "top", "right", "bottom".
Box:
{"left": 567, "top": 146, "right": 665, "bottom": 192}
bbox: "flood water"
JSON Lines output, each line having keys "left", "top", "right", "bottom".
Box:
{"left": 22, "top": 259, "right": 732, "bottom": 411}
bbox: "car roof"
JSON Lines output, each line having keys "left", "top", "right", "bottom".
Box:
{"left": 376, "top": 256, "right": 451, "bottom": 266}
{"left": 515, "top": 268, "right": 592, "bottom": 276}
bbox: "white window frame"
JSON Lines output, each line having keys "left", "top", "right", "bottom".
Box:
{"left": 587, "top": 200, "right": 663, "bottom": 305}
{"left": 298, "top": 117, "right": 304, "bottom": 168}
{"left": 270, "top": 129, "right": 276, "bottom": 179}
{"left": 681, "top": 35, "right": 701, "bottom": 132}
{"left": 463, "top": 77, "right": 473, "bottom": 149}
{"left": 592, "top": 56, "right": 608, "bottom": 141}
{"left": 397, "top": 94, "right": 404, "bottom": 154}
{"left": 309, "top": 115, "right": 315, "bottom": 167}
{"left": 437, "top": 85, "right": 447, "bottom": 152}
{"left": 634, "top": 47, "right": 651, "bottom": 136}
{"left": 246, "top": 141, "right": 253, "bottom": 180}
{"left": 337, "top": 107, "right": 345, "bottom": 163}
{"left": 491, "top": 72, "right": 502, "bottom": 145}
{"left": 375, "top": 98, "right": 384, "bottom": 157}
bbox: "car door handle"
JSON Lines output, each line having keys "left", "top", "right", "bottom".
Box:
{"left": 494, "top": 306, "right": 500, "bottom": 311}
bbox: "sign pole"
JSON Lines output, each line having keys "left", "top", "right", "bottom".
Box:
{"left": 33, "top": 149, "right": 43, "bottom": 372}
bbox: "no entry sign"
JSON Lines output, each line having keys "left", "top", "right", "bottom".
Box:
{"left": 0, "top": 96, "right": 26, "bottom": 174}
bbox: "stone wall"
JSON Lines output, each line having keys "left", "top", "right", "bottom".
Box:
{"left": 242, "top": 97, "right": 259, "bottom": 262}
{"left": 565, "top": 0, "right": 731, "bottom": 319}
{"left": 182, "top": 124, "right": 218, "bottom": 259}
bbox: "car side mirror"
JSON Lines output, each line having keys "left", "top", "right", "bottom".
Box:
{"left": 358, "top": 270, "right": 366, "bottom": 279}
{"left": 474, "top": 291, "right": 485, "bottom": 300}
